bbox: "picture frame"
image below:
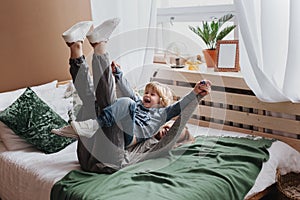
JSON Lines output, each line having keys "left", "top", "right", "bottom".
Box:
{"left": 215, "top": 40, "right": 240, "bottom": 72}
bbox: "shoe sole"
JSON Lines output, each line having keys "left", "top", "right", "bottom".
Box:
{"left": 86, "top": 18, "right": 120, "bottom": 44}
{"left": 62, "top": 21, "right": 93, "bottom": 43}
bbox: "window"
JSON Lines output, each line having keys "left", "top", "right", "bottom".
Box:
{"left": 155, "top": 0, "right": 237, "bottom": 60}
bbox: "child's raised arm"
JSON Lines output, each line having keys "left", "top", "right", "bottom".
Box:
{"left": 164, "top": 80, "right": 212, "bottom": 122}
{"left": 111, "top": 62, "right": 139, "bottom": 101}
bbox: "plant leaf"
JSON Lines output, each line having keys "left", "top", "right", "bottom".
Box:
{"left": 218, "top": 13, "right": 234, "bottom": 28}
{"left": 216, "top": 25, "right": 236, "bottom": 41}
{"left": 188, "top": 13, "right": 236, "bottom": 49}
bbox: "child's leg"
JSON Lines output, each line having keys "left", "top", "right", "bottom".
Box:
{"left": 97, "top": 97, "right": 136, "bottom": 146}
{"left": 125, "top": 95, "right": 200, "bottom": 166}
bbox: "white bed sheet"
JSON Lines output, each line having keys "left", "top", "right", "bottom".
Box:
{"left": 0, "top": 142, "right": 80, "bottom": 200}
{"left": 0, "top": 125, "right": 299, "bottom": 200}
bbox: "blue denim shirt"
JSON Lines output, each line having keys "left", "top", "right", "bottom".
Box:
{"left": 114, "top": 67, "right": 200, "bottom": 141}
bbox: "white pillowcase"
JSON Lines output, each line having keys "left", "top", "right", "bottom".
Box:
{"left": 34, "top": 83, "right": 72, "bottom": 122}
{"left": 0, "top": 80, "right": 58, "bottom": 111}
{"left": 0, "top": 121, "right": 34, "bottom": 151}
{"left": 31, "top": 80, "right": 58, "bottom": 91}
{"left": 0, "top": 141, "right": 7, "bottom": 152}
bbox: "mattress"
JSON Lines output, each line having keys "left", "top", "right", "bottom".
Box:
{"left": 0, "top": 80, "right": 78, "bottom": 200}
{"left": 0, "top": 124, "right": 300, "bottom": 200}
{"left": 0, "top": 142, "right": 80, "bottom": 200}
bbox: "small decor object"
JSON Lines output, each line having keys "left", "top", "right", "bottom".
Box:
{"left": 185, "top": 59, "right": 201, "bottom": 71}
{"left": 164, "top": 42, "right": 187, "bottom": 68}
{"left": 276, "top": 169, "right": 300, "bottom": 200}
{"left": 202, "top": 49, "right": 217, "bottom": 68}
{"left": 171, "top": 58, "right": 185, "bottom": 68}
{"left": 189, "top": 14, "right": 236, "bottom": 68}
{"left": 215, "top": 40, "right": 240, "bottom": 72}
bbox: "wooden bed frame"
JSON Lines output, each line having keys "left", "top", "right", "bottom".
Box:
{"left": 150, "top": 67, "right": 300, "bottom": 199}
{"left": 151, "top": 68, "right": 300, "bottom": 152}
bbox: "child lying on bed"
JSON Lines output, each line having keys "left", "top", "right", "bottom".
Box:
{"left": 51, "top": 18, "right": 211, "bottom": 149}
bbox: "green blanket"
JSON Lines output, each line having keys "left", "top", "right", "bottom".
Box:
{"left": 51, "top": 136, "right": 274, "bottom": 200}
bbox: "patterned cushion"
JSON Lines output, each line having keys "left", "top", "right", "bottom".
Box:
{"left": 0, "top": 88, "right": 75, "bottom": 154}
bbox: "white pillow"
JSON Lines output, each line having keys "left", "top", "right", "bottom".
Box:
{"left": 0, "top": 141, "right": 7, "bottom": 152}
{"left": 0, "top": 121, "right": 34, "bottom": 151}
{"left": 0, "top": 88, "right": 26, "bottom": 111}
{"left": 0, "top": 80, "right": 58, "bottom": 111}
{"left": 35, "top": 83, "right": 72, "bottom": 122}
{"left": 31, "top": 80, "right": 58, "bottom": 92}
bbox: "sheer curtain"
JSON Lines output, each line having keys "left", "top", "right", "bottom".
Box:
{"left": 90, "top": 0, "right": 157, "bottom": 89}
{"left": 234, "top": 0, "right": 300, "bottom": 103}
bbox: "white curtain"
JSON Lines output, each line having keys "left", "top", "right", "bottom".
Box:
{"left": 90, "top": 0, "right": 157, "bottom": 89}
{"left": 234, "top": 0, "right": 300, "bottom": 102}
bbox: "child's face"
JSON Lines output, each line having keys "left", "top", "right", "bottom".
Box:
{"left": 142, "top": 88, "right": 160, "bottom": 108}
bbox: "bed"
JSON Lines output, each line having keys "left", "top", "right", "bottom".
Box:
{"left": 0, "top": 68, "right": 299, "bottom": 200}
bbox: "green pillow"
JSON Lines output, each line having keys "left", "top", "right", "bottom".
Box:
{"left": 0, "top": 88, "right": 75, "bottom": 154}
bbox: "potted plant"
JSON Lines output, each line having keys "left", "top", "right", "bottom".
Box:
{"left": 189, "top": 13, "right": 236, "bottom": 67}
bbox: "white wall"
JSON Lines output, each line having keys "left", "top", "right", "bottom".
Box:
{"left": 90, "top": 0, "right": 157, "bottom": 89}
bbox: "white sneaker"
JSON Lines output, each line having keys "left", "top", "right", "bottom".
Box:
{"left": 87, "top": 18, "right": 120, "bottom": 43}
{"left": 62, "top": 21, "right": 93, "bottom": 43}
{"left": 51, "top": 125, "right": 79, "bottom": 139}
{"left": 71, "top": 119, "right": 99, "bottom": 138}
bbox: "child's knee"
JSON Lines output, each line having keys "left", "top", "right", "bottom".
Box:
{"left": 119, "top": 97, "right": 136, "bottom": 107}
{"left": 118, "top": 98, "right": 136, "bottom": 114}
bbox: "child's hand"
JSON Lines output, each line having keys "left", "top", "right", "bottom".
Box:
{"left": 193, "top": 80, "right": 212, "bottom": 96}
{"left": 154, "top": 124, "right": 170, "bottom": 140}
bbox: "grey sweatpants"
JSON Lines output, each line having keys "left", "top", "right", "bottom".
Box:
{"left": 69, "top": 53, "right": 125, "bottom": 173}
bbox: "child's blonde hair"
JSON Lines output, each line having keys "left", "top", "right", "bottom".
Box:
{"left": 145, "top": 81, "right": 173, "bottom": 107}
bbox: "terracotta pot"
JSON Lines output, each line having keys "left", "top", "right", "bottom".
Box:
{"left": 203, "top": 49, "right": 217, "bottom": 68}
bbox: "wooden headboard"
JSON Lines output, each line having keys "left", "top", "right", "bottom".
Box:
{"left": 151, "top": 68, "right": 300, "bottom": 152}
